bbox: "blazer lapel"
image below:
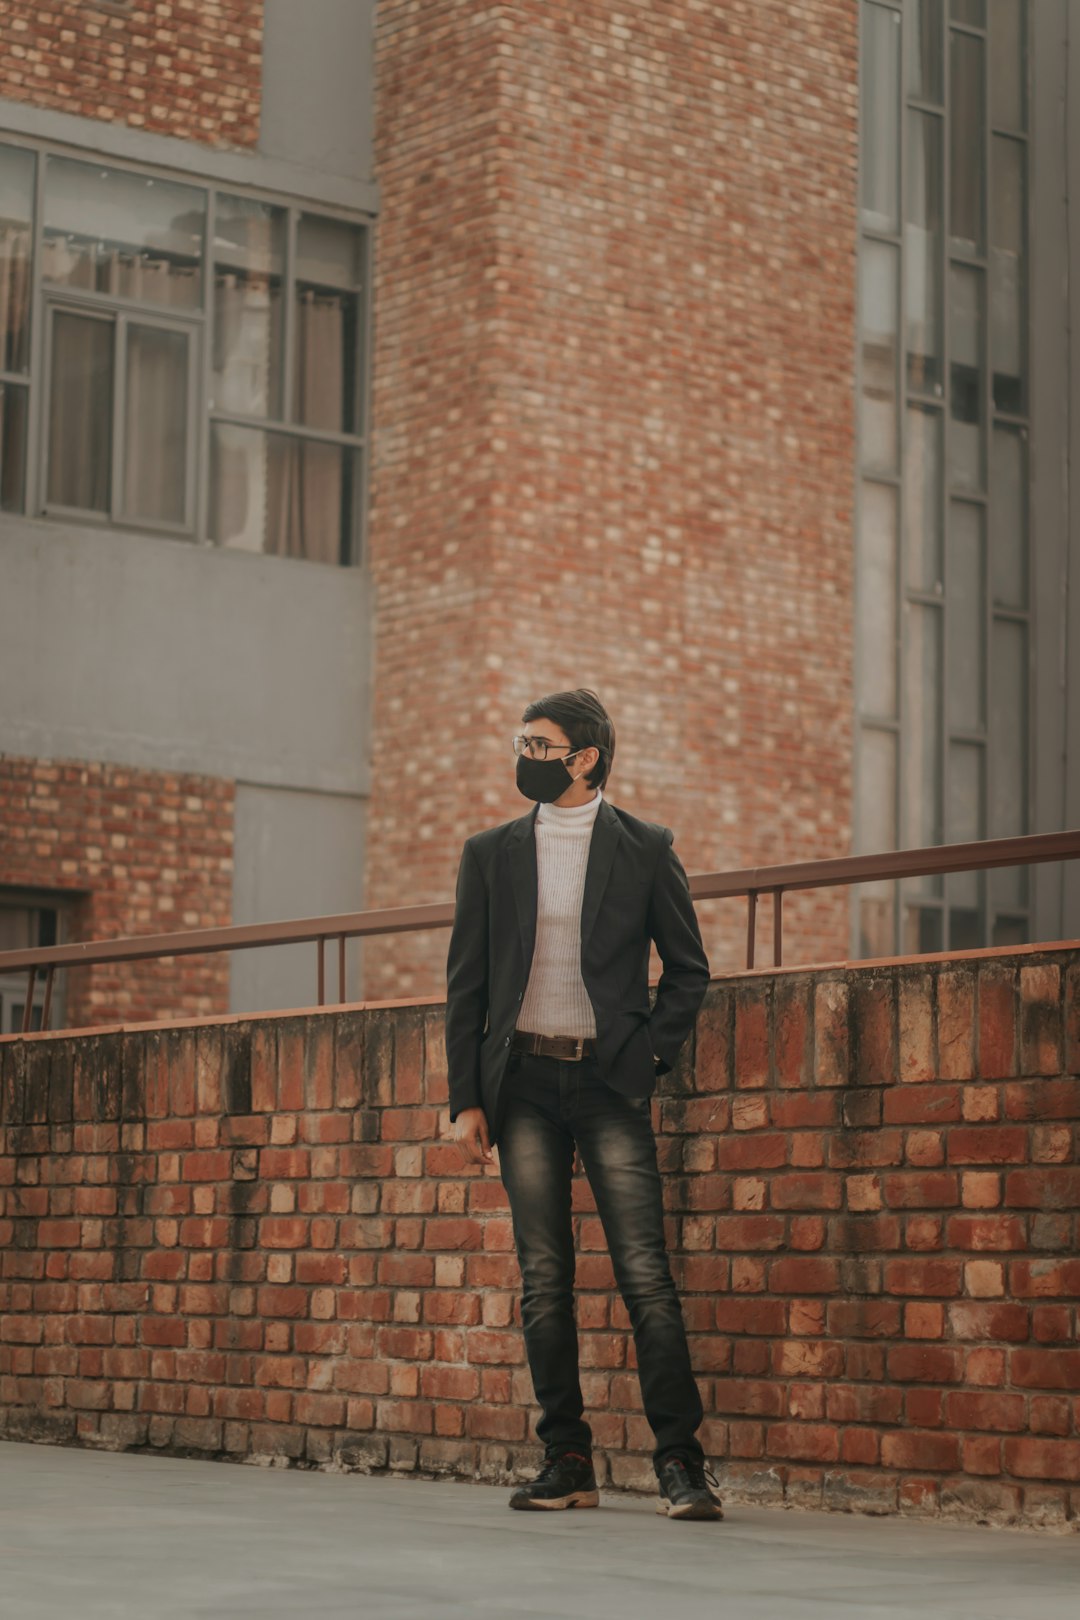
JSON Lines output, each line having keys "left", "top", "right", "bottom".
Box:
{"left": 580, "top": 798, "right": 622, "bottom": 947}
{"left": 507, "top": 806, "right": 540, "bottom": 973}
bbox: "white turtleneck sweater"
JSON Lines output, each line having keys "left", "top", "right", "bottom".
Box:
{"left": 517, "top": 789, "right": 603, "bottom": 1039}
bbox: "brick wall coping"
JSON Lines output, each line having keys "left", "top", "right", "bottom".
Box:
{"left": 3, "top": 938, "right": 1077, "bottom": 1048}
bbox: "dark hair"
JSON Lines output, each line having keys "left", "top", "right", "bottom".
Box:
{"left": 521, "top": 688, "right": 615, "bottom": 791}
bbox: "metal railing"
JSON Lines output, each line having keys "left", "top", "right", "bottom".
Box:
{"left": 1, "top": 828, "right": 1078, "bottom": 1034}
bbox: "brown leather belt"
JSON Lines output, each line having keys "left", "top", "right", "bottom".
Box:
{"left": 511, "top": 1030, "right": 597, "bottom": 1062}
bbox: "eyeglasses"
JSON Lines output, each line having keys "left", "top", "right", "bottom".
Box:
{"left": 512, "top": 734, "right": 582, "bottom": 762}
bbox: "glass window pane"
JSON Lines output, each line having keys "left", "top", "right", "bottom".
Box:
{"left": 860, "top": 239, "right": 899, "bottom": 472}
{"left": 906, "top": 0, "right": 944, "bottom": 102}
{"left": 989, "top": 424, "right": 1027, "bottom": 607}
{"left": 123, "top": 324, "right": 189, "bottom": 527}
{"left": 992, "top": 915, "right": 1027, "bottom": 946}
{"left": 905, "top": 110, "right": 944, "bottom": 393}
{"left": 212, "top": 194, "right": 285, "bottom": 419}
{"left": 858, "top": 483, "right": 899, "bottom": 719}
{"left": 296, "top": 215, "right": 364, "bottom": 289}
{"left": 989, "top": 617, "right": 1027, "bottom": 908}
{"left": 947, "top": 742, "right": 984, "bottom": 911}
{"left": 905, "top": 403, "right": 944, "bottom": 593}
{"left": 858, "top": 881, "right": 897, "bottom": 957}
{"left": 989, "top": 0, "right": 1026, "bottom": 130}
{"left": 989, "top": 618, "right": 1026, "bottom": 835}
{"left": 861, "top": 2, "right": 902, "bottom": 232}
{"left": 293, "top": 284, "right": 362, "bottom": 435}
{"left": 0, "top": 906, "right": 33, "bottom": 950}
{"left": 949, "top": 264, "right": 984, "bottom": 491}
{"left": 949, "top": 32, "right": 985, "bottom": 253}
{"left": 43, "top": 157, "right": 204, "bottom": 309}
{"left": 946, "top": 501, "right": 984, "bottom": 730}
{"left": 47, "top": 309, "right": 113, "bottom": 512}
{"left": 903, "top": 901, "right": 944, "bottom": 952}
{"left": 951, "top": 0, "right": 985, "bottom": 22}
{"left": 857, "top": 727, "right": 898, "bottom": 957}
{"left": 990, "top": 135, "right": 1025, "bottom": 414}
{"left": 0, "top": 381, "right": 28, "bottom": 512}
{"left": 903, "top": 601, "right": 943, "bottom": 864}
{"left": 209, "top": 423, "right": 360, "bottom": 566}
{"left": 0, "top": 142, "right": 35, "bottom": 374}
{"left": 858, "top": 726, "right": 898, "bottom": 855}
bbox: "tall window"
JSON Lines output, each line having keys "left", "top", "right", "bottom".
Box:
{"left": 0, "top": 140, "right": 370, "bottom": 565}
{"left": 855, "top": 0, "right": 1030, "bottom": 955}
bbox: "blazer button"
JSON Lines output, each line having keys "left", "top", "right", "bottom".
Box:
{"left": 505, "top": 1037, "right": 510, "bottom": 1047}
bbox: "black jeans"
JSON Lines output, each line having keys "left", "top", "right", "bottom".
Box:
{"left": 497, "top": 1051, "right": 704, "bottom": 1474}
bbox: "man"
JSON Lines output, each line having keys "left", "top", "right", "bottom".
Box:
{"left": 445, "top": 689, "right": 721, "bottom": 1522}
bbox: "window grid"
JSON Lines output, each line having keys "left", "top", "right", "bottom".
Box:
{"left": 855, "top": 0, "right": 1032, "bottom": 958}
{"left": 0, "top": 132, "right": 372, "bottom": 565}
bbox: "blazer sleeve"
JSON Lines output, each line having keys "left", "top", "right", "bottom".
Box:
{"left": 645, "top": 828, "right": 711, "bottom": 1073}
{"left": 445, "top": 838, "right": 490, "bottom": 1121}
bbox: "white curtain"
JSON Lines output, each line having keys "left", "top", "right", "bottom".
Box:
{"left": 266, "top": 289, "right": 344, "bottom": 563}
{"left": 0, "top": 223, "right": 31, "bottom": 372}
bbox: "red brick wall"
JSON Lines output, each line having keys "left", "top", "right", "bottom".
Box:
{"left": 0, "top": 0, "right": 262, "bottom": 146}
{"left": 2, "top": 945, "right": 1078, "bottom": 1527}
{"left": 366, "top": 1, "right": 859, "bottom": 996}
{"left": 0, "top": 756, "right": 234, "bottom": 1027}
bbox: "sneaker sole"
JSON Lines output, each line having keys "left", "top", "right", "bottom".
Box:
{"left": 510, "top": 1490, "right": 600, "bottom": 1511}
{"left": 655, "top": 1497, "right": 724, "bottom": 1521}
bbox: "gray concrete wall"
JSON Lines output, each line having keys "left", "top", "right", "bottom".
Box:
{"left": 259, "top": 0, "right": 376, "bottom": 185}
{"left": 229, "top": 783, "right": 365, "bottom": 1014}
{"left": 0, "top": 517, "right": 373, "bottom": 1015}
{"left": 0, "top": 518, "right": 371, "bottom": 799}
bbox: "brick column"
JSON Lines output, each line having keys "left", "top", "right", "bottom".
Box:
{"left": 366, "top": 2, "right": 859, "bottom": 996}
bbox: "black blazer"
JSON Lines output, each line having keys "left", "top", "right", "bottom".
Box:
{"left": 445, "top": 796, "right": 710, "bottom": 1144}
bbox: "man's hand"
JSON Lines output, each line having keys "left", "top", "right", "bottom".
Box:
{"left": 450, "top": 1106, "right": 494, "bottom": 1167}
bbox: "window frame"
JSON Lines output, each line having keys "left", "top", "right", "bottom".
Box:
{"left": 1, "top": 130, "right": 372, "bottom": 565}
{"left": 854, "top": 0, "right": 1034, "bottom": 957}
{"left": 40, "top": 296, "right": 201, "bottom": 535}
{"left": 0, "top": 887, "right": 71, "bottom": 1034}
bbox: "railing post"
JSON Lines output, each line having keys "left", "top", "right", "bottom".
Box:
{"left": 41, "top": 966, "right": 55, "bottom": 1031}
{"left": 338, "top": 936, "right": 346, "bottom": 1004}
{"left": 22, "top": 967, "right": 36, "bottom": 1033}
{"left": 316, "top": 937, "right": 325, "bottom": 1007}
{"left": 746, "top": 891, "right": 757, "bottom": 970}
{"left": 773, "top": 890, "right": 783, "bottom": 968}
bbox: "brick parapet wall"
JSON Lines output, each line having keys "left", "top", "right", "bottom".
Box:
{"left": 0, "top": 0, "right": 262, "bottom": 146}
{"left": 1, "top": 945, "right": 1078, "bottom": 1529}
{"left": 367, "top": 0, "right": 859, "bottom": 997}
{"left": 0, "top": 755, "right": 234, "bottom": 1027}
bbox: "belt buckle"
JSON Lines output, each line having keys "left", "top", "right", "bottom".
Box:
{"left": 570, "top": 1037, "right": 584, "bottom": 1061}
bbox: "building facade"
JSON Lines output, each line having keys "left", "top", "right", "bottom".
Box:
{"left": 0, "top": 1, "right": 376, "bottom": 1027}
{"left": 0, "top": 1, "right": 1077, "bottom": 1026}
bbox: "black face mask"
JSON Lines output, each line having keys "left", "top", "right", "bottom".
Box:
{"left": 515, "top": 751, "right": 581, "bottom": 804}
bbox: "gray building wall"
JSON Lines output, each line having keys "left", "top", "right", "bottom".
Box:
{"left": 0, "top": 2, "right": 377, "bottom": 1014}
{"left": 260, "top": 0, "right": 376, "bottom": 186}
{"left": 1031, "top": 0, "right": 1080, "bottom": 941}
{"left": 230, "top": 783, "right": 366, "bottom": 1014}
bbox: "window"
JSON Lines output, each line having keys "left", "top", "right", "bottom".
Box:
{"left": 0, "top": 893, "right": 66, "bottom": 1033}
{"left": 855, "top": 0, "right": 1031, "bottom": 955}
{"left": 0, "top": 139, "right": 370, "bottom": 564}
{"left": 208, "top": 203, "right": 365, "bottom": 564}
{"left": 0, "top": 142, "right": 34, "bottom": 513}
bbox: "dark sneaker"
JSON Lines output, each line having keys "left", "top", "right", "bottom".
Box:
{"left": 509, "top": 1448, "right": 599, "bottom": 1511}
{"left": 655, "top": 1455, "right": 724, "bottom": 1521}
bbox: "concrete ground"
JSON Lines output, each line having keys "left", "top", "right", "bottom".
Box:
{"left": 2, "top": 1441, "right": 1078, "bottom": 1620}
